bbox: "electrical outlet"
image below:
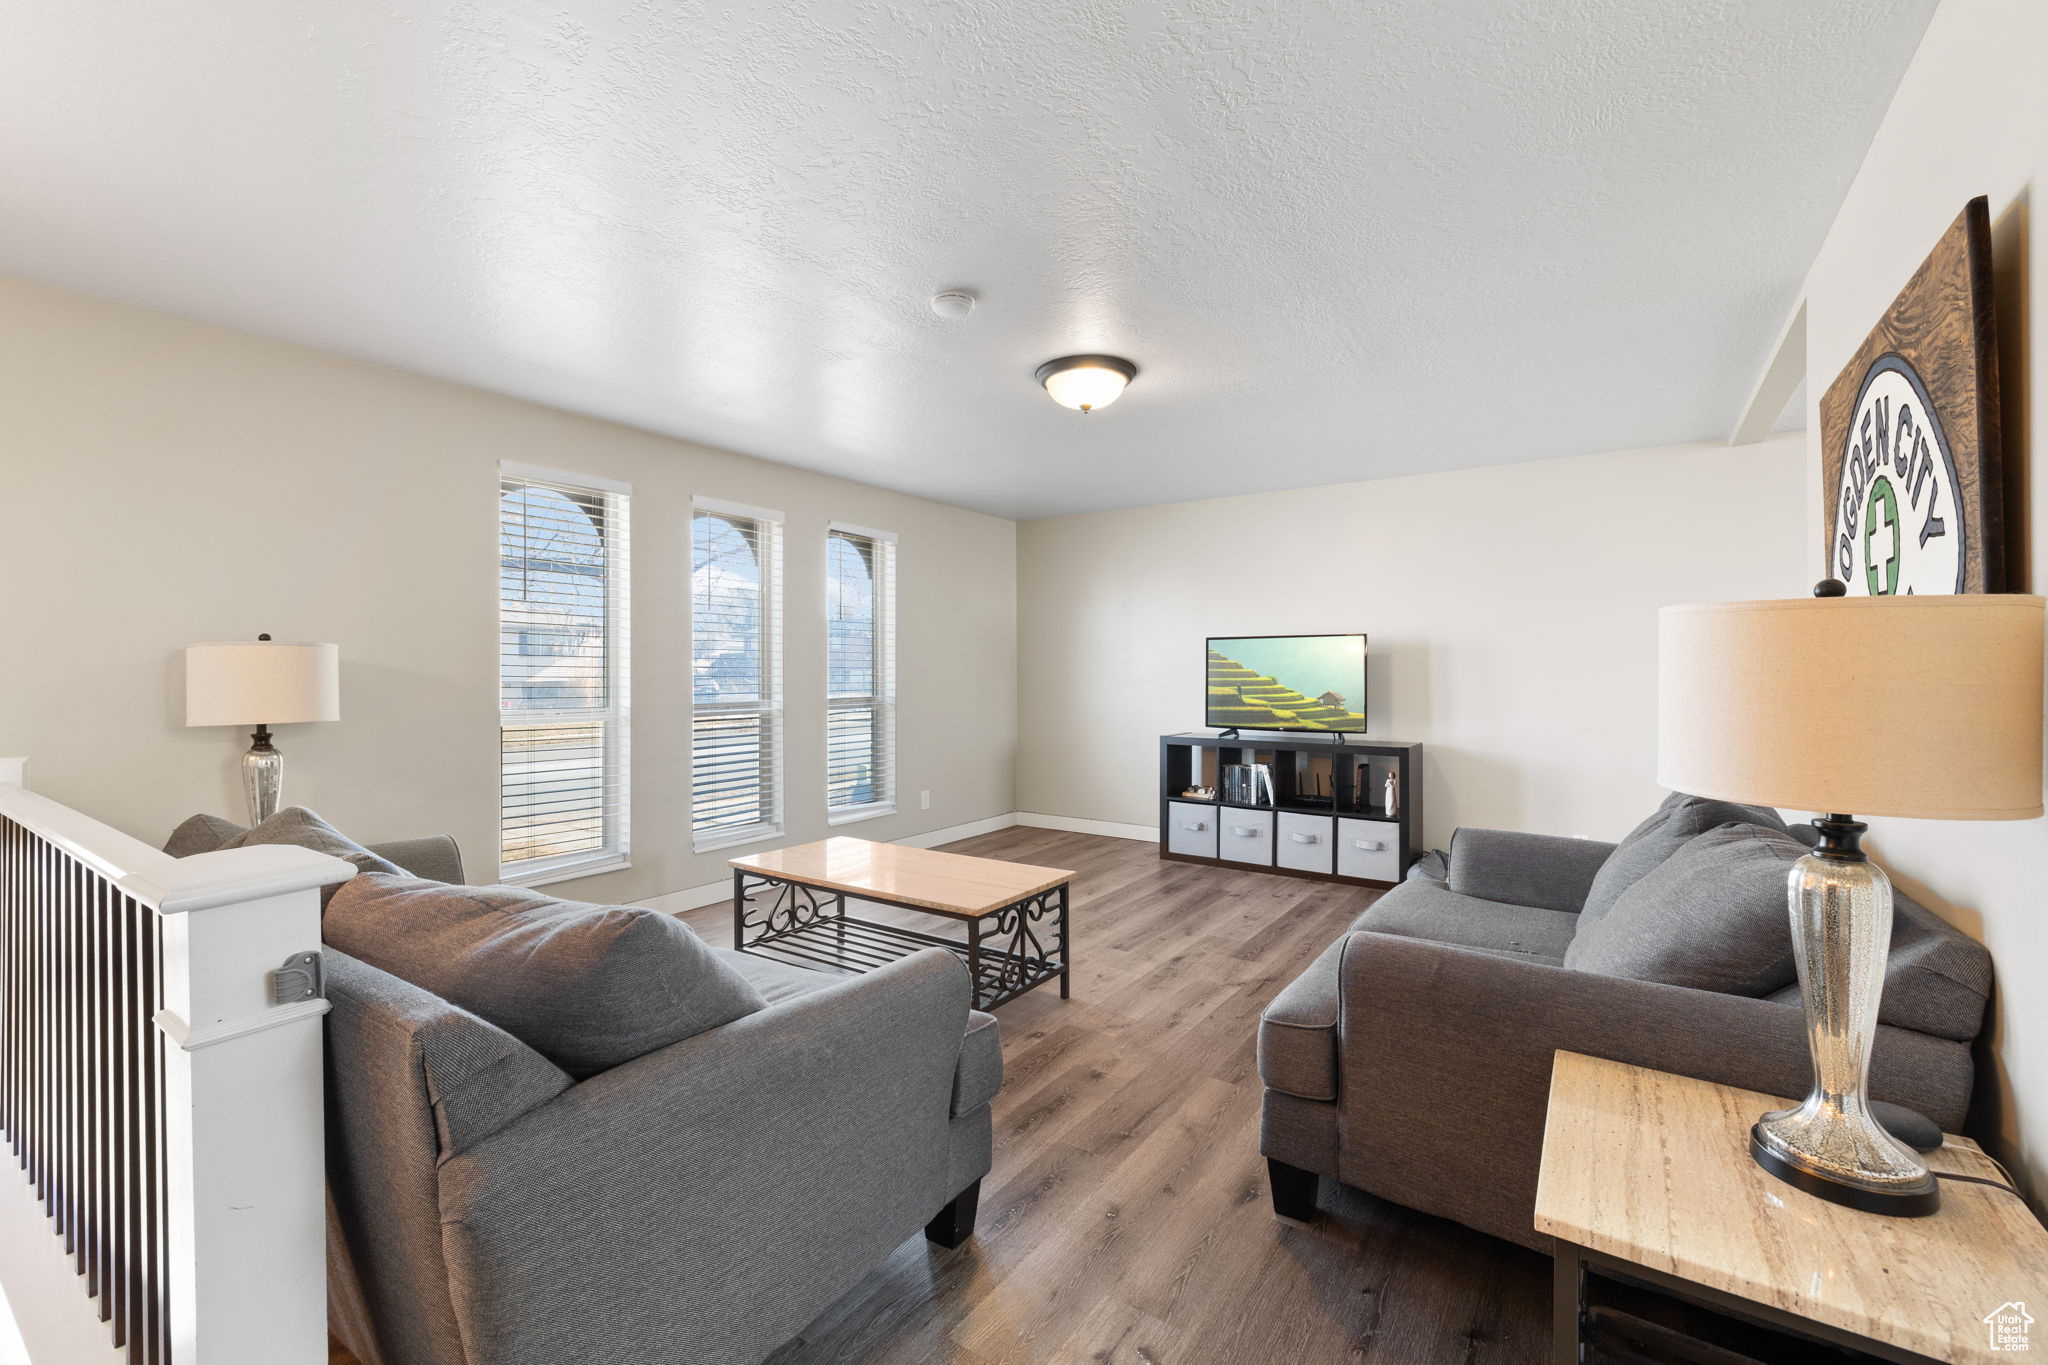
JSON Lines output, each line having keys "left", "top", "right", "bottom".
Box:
{"left": 919, "top": 790, "right": 931, "bottom": 810}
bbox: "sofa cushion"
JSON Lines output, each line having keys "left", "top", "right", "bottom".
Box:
{"left": 1765, "top": 885, "right": 1992, "bottom": 1043}
{"left": 1564, "top": 823, "right": 1803, "bottom": 996}
{"left": 166, "top": 812, "right": 466, "bottom": 885}
{"left": 325, "top": 949, "right": 572, "bottom": 1157}
{"left": 1580, "top": 792, "right": 1789, "bottom": 926}
{"left": 217, "top": 807, "right": 404, "bottom": 905}
{"left": 1350, "top": 879, "right": 1579, "bottom": 963}
{"left": 324, "top": 874, "right": 767, "bottom": 1078}
{"left": 719, "top": 949, "right": 839, "bottom": 1006}
{"left": 1446, "top": 827, "right": 1617, "bottom": 914}
{"left": 163, "top": 812, "right": 248, "bottom": 857}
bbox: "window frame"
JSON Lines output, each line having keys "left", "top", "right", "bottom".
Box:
{"left": 496, "top": 461, "right": 633, "bottom": 887}
{"left": 824, "top": 521, "right": 897, "bottom": 825}
{"left": 690, "top": 496, "right": 785, "bottom": 853}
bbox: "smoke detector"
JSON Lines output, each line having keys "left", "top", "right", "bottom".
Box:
{"left": 930, "top": 290, "right": 977, "bottom": 319}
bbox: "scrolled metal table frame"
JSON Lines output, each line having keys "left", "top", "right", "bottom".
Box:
{"left": 731, "top": 870, "right": 1071, "bottom": 1011}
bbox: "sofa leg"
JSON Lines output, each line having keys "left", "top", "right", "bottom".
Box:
{"left": 1267, "top": 1158, "right": 1319, "bottom": 1222}
{"left": 925, "top": 1180, "right": 981, "bottom": 1249}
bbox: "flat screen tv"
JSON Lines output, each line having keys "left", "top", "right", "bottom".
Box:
{"left": 1206, "top": 634, "right": 1368, "bottom": 733}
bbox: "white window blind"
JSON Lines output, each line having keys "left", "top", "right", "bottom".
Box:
{"left": 498, "top": 464, "right": 631, "bottom": 883}
{"left": 826, "top": 524, "right": 896, "bottom": 821}
{"left": 692, "top": 499, "right": 783, "bottom": 850}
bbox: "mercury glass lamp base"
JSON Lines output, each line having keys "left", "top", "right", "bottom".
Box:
{"left": 1751, "top": 818, "right": 1941, "bottom": 1218}
{"left": 242, "top": 729, "right": 284, "bottom": 826}
{"left": 1750, "top": 1123, "right": 1939, "bottom": 1216}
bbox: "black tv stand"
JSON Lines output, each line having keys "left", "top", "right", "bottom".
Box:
{"left": 1159, "top": 732, "right": 1423, "bottom": 887}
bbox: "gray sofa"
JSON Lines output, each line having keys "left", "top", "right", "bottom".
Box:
{"left": 1256, "top": 794, "right": 1991, "bottom": 1251}
{"left": 166, "top": 810, "right": 1000, "bottom": 1365}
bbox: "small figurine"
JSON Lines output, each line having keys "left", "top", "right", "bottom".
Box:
{"left": 1382, "top": 770, "right": 1400, "bottom": 816}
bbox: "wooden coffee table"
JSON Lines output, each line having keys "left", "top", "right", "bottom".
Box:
{"left": 729, "top": 837, "right": 1074, "bottom": 1010}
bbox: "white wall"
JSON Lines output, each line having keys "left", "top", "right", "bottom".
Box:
{"left": 0, "top": 275, "right": 1017, "bottom": 905}
{"left": 1017, "top": 436, "right": 1808, "bottom": 848}
{"left": 1802, "top": 0, "right": 2048, "bottom": 1199}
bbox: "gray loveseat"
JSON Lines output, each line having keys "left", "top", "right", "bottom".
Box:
{"left": 1256, "top": 793, "right": 1991, "bottom": 1251}
{"left": 166, "top": 810, "right": 1000, "bottom": 1365}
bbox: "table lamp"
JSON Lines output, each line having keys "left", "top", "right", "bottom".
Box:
{"left": 185, "top": 635, "right": 340, "bottom": 825}
{"left": 1658, "top": 584, "right": 2042, "bottom": 1216}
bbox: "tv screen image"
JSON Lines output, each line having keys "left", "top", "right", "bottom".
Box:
{"left": 1206, "top": 635, "right": 1368, "bottom": 733}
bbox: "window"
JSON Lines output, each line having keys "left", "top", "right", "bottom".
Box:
{"left": 826, "top": 524, "right": 896, "bottom": 820}
{"left": 692, "top": 499, "right": 783, "bottom": 849}
{"left": 498, "top": 465, "right": 630, "bottom": 883}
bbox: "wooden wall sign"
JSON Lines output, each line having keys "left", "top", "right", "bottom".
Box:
{"left": 1820, "top": 197, "right": 2002, "bottom": 595}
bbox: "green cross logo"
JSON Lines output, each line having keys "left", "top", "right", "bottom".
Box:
{"left": 1863, "top": 476, "right": 1902, "bottom": 596}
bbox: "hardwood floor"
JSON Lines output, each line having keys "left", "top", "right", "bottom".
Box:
{"left": 333, "top": 828, "right": 1552, "bottom": 1364}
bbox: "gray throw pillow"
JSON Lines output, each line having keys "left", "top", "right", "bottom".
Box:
{"left": 215, "top": 806, "right": 404, "bottom": 905}
{"left": 322, "top": 874, "right": 768, "bottom": 1078}
{"left": 163, "top": 812, "right": 249, "bottom": 858}
{"left": 1579, "top": 791, "right": 1789, "bottom": 925}
{"left": 1564, "top": 822, "right": 1803, "bottom": 996}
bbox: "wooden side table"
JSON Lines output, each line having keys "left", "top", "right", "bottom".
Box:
{"left": 1536, "top": 1051, "right": 2048, "bottom": 1364}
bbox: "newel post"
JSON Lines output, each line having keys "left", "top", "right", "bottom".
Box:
{"left": 122, "top": 847, "right": 354, "bottom": 1365}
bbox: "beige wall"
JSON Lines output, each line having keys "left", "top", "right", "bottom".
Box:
{"left": 0, "top": 275, "right": 1017, "bottom": 904}
{"left": 1017, "top": 436, "right": 1808, "bottom": 848}
{"left": 1802, "top": 0, "right": 2048, "bottom": 1199}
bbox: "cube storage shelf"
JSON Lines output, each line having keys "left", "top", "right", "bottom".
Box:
{"left": 1158, "top": 732, "right": 1423, "bottom": 889}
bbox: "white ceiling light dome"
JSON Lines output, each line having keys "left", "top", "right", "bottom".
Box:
{"left": 1035, "top": 355, "right": 1137, "bottom": 413}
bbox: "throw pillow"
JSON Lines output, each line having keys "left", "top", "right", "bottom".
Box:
{"left": 162, "top": 812, "right": 249, "bottom": 858}
{"left": 322, "top": 874, "right": 769, "bottom": 1078}
{"left": 216, "top": 806, "right": 404, "bottom": 904}
{"left": 1564, "top": 822, "right": 1803, "bottom": 996}
{"left": 1579, "top": 791, "right": 1789, "bottom": 924}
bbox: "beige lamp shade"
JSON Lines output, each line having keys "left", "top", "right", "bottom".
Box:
{"left": 185, "top": 641, "right": 340, "bottom": 727}
{"left": 1658, "top": 594, "right": 2043, "bottom": 820}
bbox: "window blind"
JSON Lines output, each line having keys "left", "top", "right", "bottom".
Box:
{"left": 498, "top": 465, "right": 631, "bottom": 882}
{"left": 692, "top": 499, "right": 783, "bottom": 850}
{"left": 826, "top": 524, "right": 896, "bottom": 819}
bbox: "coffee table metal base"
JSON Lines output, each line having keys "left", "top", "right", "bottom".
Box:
{"left": 732, "top": 871, "right": 1070, "bottom": 1011}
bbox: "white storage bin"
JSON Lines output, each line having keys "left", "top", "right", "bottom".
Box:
{"left": 1166, "top": 801, "right": 1218, "bottom": 859}
{"left": 1337, "top": 818, "right": 1402, "bottom": 882}
{"left": 1218, "top": 808, "right": 1275, "bottom": 866}
{"left": 1276, "top": 812, "right": 1335, "bottom": 874}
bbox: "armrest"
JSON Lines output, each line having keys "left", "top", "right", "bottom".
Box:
{"left": 954, "top": 1010, "right": 1002, "bottom": 1116}
{"left": 1258, "top": 935, "right": 1345, "bottom": 1101}
{"left": 435, "top": 949, "right": 976, "bottom": 1354}
{"left": 365, "top": 834, "right": 465, "bottom": 885}
{"left": 1445, "top": 828, "right": 1616, "bottom": 912}
{"left": 1331, "top": 933, "right": 1974, "bottom": 1247}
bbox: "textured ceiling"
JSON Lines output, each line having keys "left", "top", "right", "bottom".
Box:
{"left": 0, "top": 1, "right": 1929, "bottom": 518}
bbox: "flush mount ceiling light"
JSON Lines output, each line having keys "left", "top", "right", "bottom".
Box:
{"left": 1034, "top": 354, "right": 1137, "bottom": 413}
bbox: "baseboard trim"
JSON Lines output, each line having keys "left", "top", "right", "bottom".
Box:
{"left": 633, "top": 812, "right": 1025, "bottom": 914}
{"left": 893, "top": 812, "right": 1020, "bottom": 848}
{"left": 1015, "top": 812, "right": 1159, "bottom": 842}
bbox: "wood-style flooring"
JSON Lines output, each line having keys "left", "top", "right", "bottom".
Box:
{"left": 334, "top": 828, "right": 1551, "bottom": 1364}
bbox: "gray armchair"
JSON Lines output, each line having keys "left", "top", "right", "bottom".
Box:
{"left": 325, "top": 945, "right": 1000, "bottom": 1365}
{"left": 1257, "top": 803, "right": 1990, "bottom": 1251}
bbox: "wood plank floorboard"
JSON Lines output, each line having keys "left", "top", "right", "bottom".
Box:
{"left": 330, "top": 829, "right": 1550, "bottom": 1364}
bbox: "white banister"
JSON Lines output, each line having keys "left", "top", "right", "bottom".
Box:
{"left": 0, "top": 761, "right": 351, "bottom": 1365}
